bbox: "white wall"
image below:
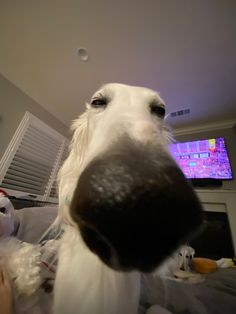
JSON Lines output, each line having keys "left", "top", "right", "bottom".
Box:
{"left": 0, "top": 74, "right": 69, "bottom": 159}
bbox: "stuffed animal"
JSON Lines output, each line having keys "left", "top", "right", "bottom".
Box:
{"left": 0, "top": 189, "right": 59, "bottom": 300}
{"left": 0, "top": 189, "right": 15, "bottom": 237}
{"left": 193, "top": 257, "right": 236, "bottom": 274}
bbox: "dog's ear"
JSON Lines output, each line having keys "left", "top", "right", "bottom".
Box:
{"left": 70, "top": 111, "right": 90, "bottom": 155}
{"left": 57, "top": 111, "right": 89, "bottom": 224}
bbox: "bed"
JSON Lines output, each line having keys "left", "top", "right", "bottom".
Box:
{"left": 140, "top": 268, "right": 236, "bottom": 314}
{"left": 12, "top": 206, "right": 236, "bottom": 314}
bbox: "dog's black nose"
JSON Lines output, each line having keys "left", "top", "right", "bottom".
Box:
{"left": 70, "top": 138, "right": 203, "bottom": 272}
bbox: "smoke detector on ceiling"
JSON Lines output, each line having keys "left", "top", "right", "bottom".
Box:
{"left": 170, "top": 108, "right": 190, "bottom": 118}
{"left": 77, "top": 47, "right": 89, "bottom": 61}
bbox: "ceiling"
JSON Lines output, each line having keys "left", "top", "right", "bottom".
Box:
{"left": 0, "top": 0, "right": 236, "bottom": 130}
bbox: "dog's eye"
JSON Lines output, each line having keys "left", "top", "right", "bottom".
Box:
{"left": 91, "top": 98, "right": 107, "bottom": 108}
{"left": 150, "top": 103, "right": 165, "bottom": 118}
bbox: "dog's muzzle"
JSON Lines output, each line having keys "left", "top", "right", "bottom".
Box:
{"left": 70, "top": 138, "right": 203, "bottom": 272}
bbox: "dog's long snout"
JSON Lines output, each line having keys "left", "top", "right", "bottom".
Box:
{"left": 70, "top": 138, "right": 203, "bottom": 272}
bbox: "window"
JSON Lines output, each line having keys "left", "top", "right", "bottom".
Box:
{"left": 0, "top": 112, "right": 69, "bottom": 203}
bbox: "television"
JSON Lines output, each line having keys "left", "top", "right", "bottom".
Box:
{"left": 169, "top": 137, "right": 233, "bottom": 182}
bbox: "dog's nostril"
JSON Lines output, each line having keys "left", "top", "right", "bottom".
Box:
{"left": 80, "top": 223, "right": 112, "bottom": 263}
{"left": 0, "top": 207, "right": 6, "bottom": 214}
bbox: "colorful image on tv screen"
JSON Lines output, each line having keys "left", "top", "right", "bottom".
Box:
{"left": 169, "top": 138, "right": 233, "bottom": 179}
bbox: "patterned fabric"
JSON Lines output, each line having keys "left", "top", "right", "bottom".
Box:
{"left": 39, "top": 239, "right": 60, "bottom": 294}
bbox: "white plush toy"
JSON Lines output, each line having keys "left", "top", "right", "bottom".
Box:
{"left": 0, "top": 189, "right": 15, "bottom": 236}
{"left": 0, "top": 190, "right": 44, "bottom": 297}
{"left": 0, "top": 190, "right": 60, "bottom": 305}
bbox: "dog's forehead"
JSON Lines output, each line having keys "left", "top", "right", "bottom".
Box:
{"left": 93, "top": 83, "right": 163, "bottom": 102}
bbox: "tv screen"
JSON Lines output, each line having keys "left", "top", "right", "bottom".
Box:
{"left": 169, "top": 137, "right": 233, "bottom": 180}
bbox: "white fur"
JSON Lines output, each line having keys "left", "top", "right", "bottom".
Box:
{"left": 54, "top": 226, "right": 140, "bottom": 314}
{"left": 55, "top": 84, "right": 172, "bottom": 314}
{"left": 0, "top": 237, "right": 42, "bottom": 295}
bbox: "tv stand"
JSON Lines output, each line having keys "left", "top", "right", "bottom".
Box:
{"left": 190, "top": 179, "right": 223, "bottom": 187}
{"left": 196, "top": 189, "right": 236, "bottom": 256}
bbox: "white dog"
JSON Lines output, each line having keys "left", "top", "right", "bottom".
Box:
{"left": 155, "top": 245, "right": 195, "bottom": 278}
{"left": 54, "top": 83, "right": 202, "bottom": 314}
{"left": 0, "top": 84, "right": 202, "bottom": 314}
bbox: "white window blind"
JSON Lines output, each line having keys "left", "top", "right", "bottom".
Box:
{"left": 0, "top": 112, "right": 68, "bottom": 203}
{"left": 48, "top": 146, "right": 69, "bottom": 200}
